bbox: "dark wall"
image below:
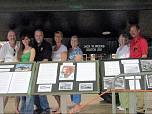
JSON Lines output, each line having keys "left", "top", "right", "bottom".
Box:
{"left": 0, "top": 10, "right": 139, "bottom": 39}
{"left": 0, "top": 10, "right": 152, "bottom": 57}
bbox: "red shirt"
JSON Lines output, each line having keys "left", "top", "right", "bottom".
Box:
{"left": 130, "top": 35, "right": 148, "bottom": 58}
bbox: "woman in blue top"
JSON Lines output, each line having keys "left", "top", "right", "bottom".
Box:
{"left": 68, "top": 35, "right": 83, "bottom": 112}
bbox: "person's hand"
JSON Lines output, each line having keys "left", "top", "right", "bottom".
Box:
{"left": 74, "top": 55, "right": 82, "bottom": 61}
{"left": 61, "top": 52, "right": 67, "bottom": 61}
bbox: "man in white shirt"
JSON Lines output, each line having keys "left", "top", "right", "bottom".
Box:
{"left": 0, "top": 30, "right": 18, "bottom": 62}
{"left": 0, "top": 30, "right": 19, "bottom": 113}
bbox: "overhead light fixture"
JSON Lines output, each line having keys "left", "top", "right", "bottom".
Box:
{"left": 102, "top": 31, "right": 111, "bottom": 35}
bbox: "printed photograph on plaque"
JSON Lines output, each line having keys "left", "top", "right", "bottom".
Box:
{"left": 0, "top": 65, "right": 15, "bottom": 72}
{"left": 38, "top": 84, "right": 52, "bottom": 92}
{"left": 121, "top": 59, "right": 140, "bottom": 73}
{"left": 37, "top": 63, "right": 58, "bottom": 84}
{"left": 59, "top": 82, "right": 73, "bottom": 90}
{"left": 0, "top": 72, "right": 13, "bottom": 93}
{"left": 141, "top": 60, "right": 152, "bottom": 72}
{"left": 104, "top": 77, "right": 124, "bottom": 89}
{"left": 15, "top": 63, "right": 32, "bottom": 72}
{"left": 8, "top": 72, "right": 32, "bottom": 93}
{"left": 59, "top": 63, "right": 75, "bottom": 80}
{"left": 76, "top": 62, "right": 96, "bottom": 81}
{"left": 146, "top": 75, "right": 152, "bottom": 88}
{"left": 79, "top": 83, "right": 93, "bottom": 91}
{"left": 0, "top": 69, "right": 10, "bottom": 72}
{"left": 123, "top": 64, "right": 140, "bottom": 73}
{"left": 0, "top": 65, "right": 14, "bottom": 69}
{"left": 104, "top": 61, "right": 120, "bottom": 76}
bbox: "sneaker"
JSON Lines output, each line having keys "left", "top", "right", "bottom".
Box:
{"left": 117, "top": 106, "right": 125, "bottom": 111}
{"left": 40, "top": 108, "right": 51, "bottom": 114}
{"left": 67, "top": 102, "right": 76, "bottom": 109}
{"left": 34, "top": 109, "right": 42, "bottom": 114}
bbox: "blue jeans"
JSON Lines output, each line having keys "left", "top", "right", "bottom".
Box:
{"left": 34, "top": 95, "right": 50, "bottom": 112}
{"left": 71, "top": 94, "right": 81, "bottom": 104}
{"left": 20, "top": 96, "right": 34, "bottom": 114}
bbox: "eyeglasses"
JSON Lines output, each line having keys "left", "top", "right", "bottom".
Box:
{"left": 13, "top": 49, "right": 16, "bottom": 56}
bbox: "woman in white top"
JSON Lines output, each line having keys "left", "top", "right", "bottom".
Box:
{"left": 52, "top": 31, "right": 67, "bottom": 61}
{"left": 116, "top": 34, "right": 130, "bottom": 58}
{"left": 116, "top": 33, "right": 130, "bottom": 111}
{"left": 52, "top": 31, "right": 67, "bottom": 112}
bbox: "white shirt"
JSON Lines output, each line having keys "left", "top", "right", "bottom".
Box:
{"left": 52, "top": 44, "right": 67, "bottom": 61}
{"left": 116, "top": 45, "right": 130, "bottom": 59}
{"left": 0, "top": 42, "right": 18, "bottom": 62}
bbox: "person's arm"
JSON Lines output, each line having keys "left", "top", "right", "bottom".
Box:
{"left": 61, "top": 45, "right": 68, "bottom": 61}
{"left": 61, "top": 51, "right": 67, "bottom": 61}
{"left": 0, "top": 44, "right": 6, "bottom": 61}
{"left": 42, "top": 59, "right": 48, "bottom": 62}
{"left": 29, "top": 48, "right": 36, "bottom": 62}
{"left": 74, "top": 48, "right": 83, "bottom": 61}
{"left": 141, "top": 54, "right": 147, "bottom": 58}
{"left": 141, "top": 39, "right": 148, "bottom": 58}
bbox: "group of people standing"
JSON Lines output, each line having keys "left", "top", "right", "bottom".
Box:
{"left": 116, "top": 24, "right": 148, "bottom": 114}
{"left": 0, "top": 23, "right": 149, "bottom": 114}
{"left": 0, "top": 30, "right": 83, "bottom": 114}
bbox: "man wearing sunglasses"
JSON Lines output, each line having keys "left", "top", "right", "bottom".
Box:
{"left": 0, "top": 30, "right": 18, "bottom": 62}
{"left": 0, "top": 30, "right": 19, "bottom": 113}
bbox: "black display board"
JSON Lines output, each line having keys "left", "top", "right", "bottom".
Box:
{"left": 0, "top": 62, "right": 35, "bottom": 96}
{"left": 100, "top": 59, "right": 152, "bottom": 91}
{"left": 32, "top": 61, "right": 100, "bottom": 95}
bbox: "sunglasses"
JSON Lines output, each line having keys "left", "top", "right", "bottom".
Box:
{"left": 13, "top": 49, "right": 16, "bottom": 56}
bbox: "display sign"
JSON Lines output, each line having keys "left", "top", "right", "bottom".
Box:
{"left": 140, "top": 60, "right": 152, "bottom": 72}
{"left": 82, "top": 44, "right": 105, "bottom": 52}
{"left": 1, "top": 59, "right": 152, "bottom": 95}
{"left": 32, "top": 61, "right": 99, "bottom": 95}
{"left": 100, "top": 59, "right": 152, "bottom": 91}
{"left": 78, "top": 38, "right": 107, "bottom": 54}
{"left": 0, "top": 63, "right": 35, "bottom": 95}
{"left": 36, "top": 63, "right": 58, "bottom": 84}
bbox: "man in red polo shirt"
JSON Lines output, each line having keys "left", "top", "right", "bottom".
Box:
{"left": 130, "top": 24, "right": 148, "bottom": 114}
{"left": 130, "top": 24, "right": 148, "bottom": 58}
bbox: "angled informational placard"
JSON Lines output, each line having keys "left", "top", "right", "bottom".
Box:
{"left": 32, "top": 61, "right": 100, "bottom": 95}
{"left": 0, "top": 62, "right": 36, "bottom": 96}
{"left": 100, "top": 59, "right": 152, "bottom": 91}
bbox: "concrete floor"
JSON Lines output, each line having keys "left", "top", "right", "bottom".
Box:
{"left": 4, "top": 94, "right": 125, "bottom": 114}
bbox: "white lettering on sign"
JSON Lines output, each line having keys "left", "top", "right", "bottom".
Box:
{"left": 95, "top": 45, "right": 105, "bottom": 48}
{"left": 86, "top": 48, "right": 96, "bottom": 51}
{"left": 84, "top": 45, "right": 90, "bottom": 48}
{"left": 83, "top": 44, "right": 105, "bottom": 52}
